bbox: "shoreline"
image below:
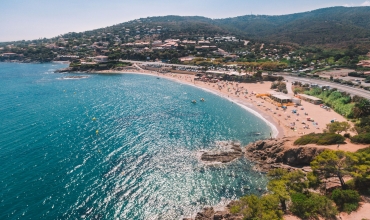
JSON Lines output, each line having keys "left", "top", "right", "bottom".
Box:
{"left": 88, "top": 69, "right": 284, "bottom": 138}
{"left": 59, "top": 67, "right": 355, "bottom": 142}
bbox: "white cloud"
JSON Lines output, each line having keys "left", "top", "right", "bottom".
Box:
{"left": 361, "top": 1, "right": 370, "bottom": 6}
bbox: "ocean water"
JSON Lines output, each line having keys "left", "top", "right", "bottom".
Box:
{"left": 0, "top": 63, "right": 272, "bottom": 220}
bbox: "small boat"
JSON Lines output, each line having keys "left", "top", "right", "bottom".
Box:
{"left": 200, "top": 98, "right": 205, "bottom": 102}
{"left": 191, "top": 100, "right": 197, "bottom": 103}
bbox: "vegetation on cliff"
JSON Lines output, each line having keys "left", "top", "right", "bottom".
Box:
{"left": 294, "top": 133, "right": 345, "bottom": 145}
{"left": 229, "top": 147, "right": 370, "bottom": 219}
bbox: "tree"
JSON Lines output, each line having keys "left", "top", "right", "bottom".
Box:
{"left": 331, "top": 189, "right": 360, "bottom": 213}
{"left": 346, "top": 148, "right": 370, "bottom": 188}
{"left": 254, "top": 70, "right": 262, "bottom": 78}
{"left": 267, "top": 169, "right": 307, "bottom": 211}
{"left": 354, "top": 116, "right": 370, "bottom": 134}
{"left": 353, "top": 98, "right": 370, "bottom": 118}
{"left": 231, "top": 194, "right": 283, "bottom": 220}
{"left": 311, "top": 150, "right": 349, "bottom": 189}
{"left": 293, "top": 88, "right": 301, "bottom": 95}
{"left": 290, "top": 192, "right": 338, "bottom": 219}
{"left": 326, "top": 121, "right": 351, "bottom": 134}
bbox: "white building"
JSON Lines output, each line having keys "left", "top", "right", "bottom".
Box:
{"left": 94, "top": 56, "right": 108, "bottom": 63}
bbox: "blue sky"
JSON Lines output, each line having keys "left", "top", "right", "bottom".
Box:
{"left": 1, "top": 0, "right": 370, "bottom": 42}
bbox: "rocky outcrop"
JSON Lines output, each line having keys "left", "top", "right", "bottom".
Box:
{"left": 55, "top": 67, "right": 73, "bottom": 73}
{"left": 185, "top": 204, "right": 243, "bottom": 220}
{"left": 200, "top": 142, "right": 243, "bottom": 163}
{"left": 245, "top": 138, "right": 324, "bottom": 172}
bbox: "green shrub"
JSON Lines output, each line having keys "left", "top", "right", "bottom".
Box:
{"left": 229, "top": 204, "right": 241, "bottom": 214}
{"left": 305, "top": 89, "right": 355, "bottom": 118}
{"left": 230, "top": 194, "right": 283, "bottom": 220}
{"left": 343, "top": 133, "right": 351, "bottom": 138}
{"left": 307, "top": 172, "right": 320, "bottom": 188}
{"left": 294, "top": 133, "right": 345, "bottom": 145}
{"left": 350, "top": 133, "right": 370, "bottom": 144}
{"left": 345, "top": 179, "right": 356, "bottom": 190}
{"left": 331, "top": 189, "right": 360, "bottom": 213}
{"left": 291, "top": 193, "right": 338, "bottom": 219}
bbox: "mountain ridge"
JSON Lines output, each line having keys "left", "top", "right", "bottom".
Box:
{"left": 1, "top": 6, "right": 370, "bottom": 47}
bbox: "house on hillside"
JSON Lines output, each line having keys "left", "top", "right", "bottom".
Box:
{"left": 94, "top": 56, "right": 108, "bottom": 63}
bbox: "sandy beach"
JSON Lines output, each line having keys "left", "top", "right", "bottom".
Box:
{"left": 98, "top": 68, "right": 351, "bottom": 140}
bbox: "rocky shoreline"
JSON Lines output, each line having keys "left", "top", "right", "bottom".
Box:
{"left": 244, "top": 137, "right": 324, "bottom": 172}
{"left": 200, "top": 141, "right": 243, "bottom": 164}
{"left": 184, "top": 205, "right": 243, "bottom": 220}
{"left": 187, "top": 137, "right": 324, "bottom": 220}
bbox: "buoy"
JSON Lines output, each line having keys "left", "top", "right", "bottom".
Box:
{"left": 92, "top": 117, "right": 96, "bottom": 121}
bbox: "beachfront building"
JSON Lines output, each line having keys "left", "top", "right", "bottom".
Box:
{"left": 268, "top": 92, "right": 292, "bottom": 105}
{"left": 257, "top": 91, "right": 296, "bottom": 107}
{"left": 296, "top": 94, "right": 323, "bottom": 105}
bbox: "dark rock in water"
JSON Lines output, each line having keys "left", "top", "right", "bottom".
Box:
{"left": 184, "top": 203, "right": 243, "bottom": 220}
{"left": 200, "top": 141, "right": 243, "bottom": 163}
{"left": 55, "top": 67, "right": 73, "bottom": 73}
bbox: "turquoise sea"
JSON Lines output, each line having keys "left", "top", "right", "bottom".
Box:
{"left": 0, "top": 63, "right": 272, "bottom": 219}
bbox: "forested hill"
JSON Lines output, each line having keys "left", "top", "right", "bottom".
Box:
{"left": 64, "top": 6, "right": 370, "bottom": 47}
{"left": 1, "top": 6, "right": 370, "bottom": 48}
{"left": 215, "top": 6, "right": 370, "bottom": 46}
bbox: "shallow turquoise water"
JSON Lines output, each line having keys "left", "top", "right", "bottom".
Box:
{"left": 0, "top": 63, "right": 271, "bottom": 219}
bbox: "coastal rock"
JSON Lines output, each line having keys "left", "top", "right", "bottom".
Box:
{"left": 200, "top": 141, "right": 243, "bottom": 163}
{"left": 55, "top": 67, "right": 73, "bottom": 73}
{"left": 185, "top": 203, "right": 243, "bottom": 220}
{"left": 245, "top": 138, "right": 324, "bottom": 172}
{"left": 194, "top": 207, "right": 214, "bottom": 220}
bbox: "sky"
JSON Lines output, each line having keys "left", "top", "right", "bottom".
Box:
{"left": 0, "top": 0, "right": 370, "bottom": 42}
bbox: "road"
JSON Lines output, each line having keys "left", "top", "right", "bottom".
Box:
{"left": 120, "top": 60, "right": 198, "bottom": 68}
{"left": 283, "top": 75, "right": 370, "bottom": 100}
{"left": 120, "top": 60, "right": 370, "bottom": 99}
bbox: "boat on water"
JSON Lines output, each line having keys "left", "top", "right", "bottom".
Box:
{"left": 191, "top": 100, "right": 197, "bottom": 103}
{"left": 200, "top": 98, "right": 205, "bottom": 102}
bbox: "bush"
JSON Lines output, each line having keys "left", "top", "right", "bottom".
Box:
{"left": 294, "top": 133, "right": 345, "bottom": 145}
{"left": 331, "top": 189, "right": 360, "bottom": 213}
{"left": 291, "top": 193, "right": 338, "bottom": 219}
{"left": 344, "top": 133, "right": 351, "bottom": 138}
{"left": 230, "top": 194, "right": 283, "bottom": 220}
{"left": 307, "top": 172, "right": 320, "bottom": 188}
{"left": 350, "top": 133, "right": 370, "bottom": 144}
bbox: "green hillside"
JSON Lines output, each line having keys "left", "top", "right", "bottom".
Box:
{"left": 215, "top": 7, "right": 370, "bottom": 46}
